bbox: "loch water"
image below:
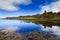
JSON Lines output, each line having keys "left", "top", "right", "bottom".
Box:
{"left": 0, "top": 20, "right": 60, "bottom": 38}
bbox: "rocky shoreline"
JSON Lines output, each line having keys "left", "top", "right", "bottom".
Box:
{"left": 0, "top": 29, "right": 23, "bottom": 40}
{"left": 0, "top": 29, "right": 60, "bottom": 40}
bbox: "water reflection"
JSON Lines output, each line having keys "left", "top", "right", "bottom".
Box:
{"left": 23, "top": 20, "right": 60, "bottom": 27}
{"left": 22, "top": 20, "right": 60, "bottom": 37}
{"left": 0, "top": 20, "right": 41, "bottom": 33}
{"left": 42, "top": 26, "right": 60, "bottom": 36}
{"left": 0, "top": 20, "right": 60, "bottom": 38}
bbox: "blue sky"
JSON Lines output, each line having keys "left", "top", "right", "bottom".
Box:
{"left": 0, "top": 0, "right": 60, "bottom": 18}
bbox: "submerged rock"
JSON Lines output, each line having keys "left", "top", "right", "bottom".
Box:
{"left": 0, "top": 29, "right": 60, "bottom": 40}
{"left": 0, "top": 29, "right": 23, "bottom": 40}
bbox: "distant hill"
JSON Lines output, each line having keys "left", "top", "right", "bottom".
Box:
{"left": 3, "top": 11, "right": 60, "bottom": 21}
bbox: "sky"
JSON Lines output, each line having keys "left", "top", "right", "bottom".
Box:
{"left": 0, "top": 0, "right": 60, "bottom": 18}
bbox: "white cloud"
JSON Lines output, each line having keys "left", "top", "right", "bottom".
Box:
{"left": 0, "top": 0, "right": 32, "bottom": 11}
{"left": 40, "top": 0, "right": 60, "bottom": 13}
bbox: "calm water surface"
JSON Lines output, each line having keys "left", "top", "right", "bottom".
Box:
{"left": 0, "top": 20, "right": 60, "bottom": 37}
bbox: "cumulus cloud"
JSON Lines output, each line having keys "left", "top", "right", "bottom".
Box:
{"left": 40, "top": 0, "right": 60, "bottom": 13}
{"left": 0, "top": 0, "right": 32, "bottom": 11}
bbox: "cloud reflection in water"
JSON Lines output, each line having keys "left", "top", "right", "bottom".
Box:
{"left": 42, "top": 26, "right": 60, "bottom": 36}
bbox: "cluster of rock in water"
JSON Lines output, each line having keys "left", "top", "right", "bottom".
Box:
{"left": 0, "top": 29, "right": 23, "bottom": 40}
{"left": 0, "top": 29, "right": 60, "bottom": 40}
